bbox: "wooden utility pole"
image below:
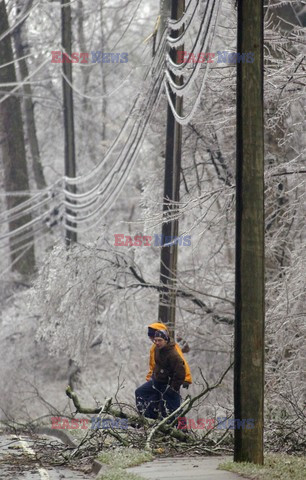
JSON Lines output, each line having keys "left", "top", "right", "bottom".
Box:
{"left": 61, "top": 0, "right": 77, "bottom": 245}
{"left": 235, "top": 0, "right": 264, "bottom": 464}
{"left": 158, "top": 0, "right": 184, "bottom": 338}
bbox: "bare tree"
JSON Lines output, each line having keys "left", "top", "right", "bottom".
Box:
{"left": 0, "top": 0, "right": 35, "bottom": 275}
{"left": 13, "top": 0, "right": 47, "bottom": 190}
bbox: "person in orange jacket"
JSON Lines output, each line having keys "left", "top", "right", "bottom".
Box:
{"left": 146, "top": 322, "right": 192, "bottom": 387}
{"left": 135, "top": 322, "right": 192, "bottom": 419}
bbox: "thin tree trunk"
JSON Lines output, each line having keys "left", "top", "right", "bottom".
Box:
{"left": 0, "top": 0, "right": 35, "bottom": 275}
{"left": 77, "top": 0, "right": 97, "bottom": 164}
{"left": 13, "top": 1, "right": 47, "bottom": 190}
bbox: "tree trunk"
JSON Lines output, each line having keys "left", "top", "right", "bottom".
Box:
{"left": 13, "top": 0, "right": 47, "bottom": 190}
{"left": 77, "top": 0, "right": 98, "bottom": 165}
{"left": 0, "top": 0, "right": 35, "bottom": 275}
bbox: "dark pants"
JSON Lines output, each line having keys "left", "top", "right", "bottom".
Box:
{"left": 135, "top": 379, "right": 181, "bottom": 420}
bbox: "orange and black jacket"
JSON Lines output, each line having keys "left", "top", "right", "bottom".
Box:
{"left": 146, "top": 322, "right": 192, "bottom": 384}
{"left": 154, "top": 341, "right": 185, "bottom": 391}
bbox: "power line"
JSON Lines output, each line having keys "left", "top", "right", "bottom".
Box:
{"left": 0, "top": 0, "right": 221, "bottom": 244}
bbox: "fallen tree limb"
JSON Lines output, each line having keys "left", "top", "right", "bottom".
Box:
{"left": 65, "top": 362, "right": 233, "bottom": 449}
{"left": 145, "top": 396, "right": 192, "bottom": 450}
{"left": 145, "top": 362, "right": 233, "bottom": 449}
{"left": 66, "top": 386, "right": 189, "bottom": 442}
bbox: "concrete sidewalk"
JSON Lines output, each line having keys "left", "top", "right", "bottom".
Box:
{"left": 127, "top": 456, "right": 244, "bottom": 480}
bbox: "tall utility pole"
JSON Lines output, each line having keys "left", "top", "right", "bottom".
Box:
{"left": 61, "top": 0, "right": 77, "bottom": 245}
{"left": 235, "top": 0, "right": 264, "bottom": 464}
{"left": 158, "top": 0, "right": 185, "bottom": 338}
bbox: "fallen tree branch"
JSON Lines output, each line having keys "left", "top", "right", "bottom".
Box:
{"left": 65, "top": 362, "right": 233, "bottom": 449}
{"left": 66, "top": 386, "right": 102, "bottom": 414}
{"left": 66, "top": 386, "right": 189, "bottom": 442}
{"left": 145, "top": 396, "right": 192, "bottom": 450}
{"left": 146, "top": 362, "right": 233, "bottom": 449}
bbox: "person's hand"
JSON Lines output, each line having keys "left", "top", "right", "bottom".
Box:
{"left": 182, "top": 381, "right": 190, "bottom": 389}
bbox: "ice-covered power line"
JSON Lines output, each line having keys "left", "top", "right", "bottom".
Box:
{"left": 64, "top": 76, "right": 164, "bottom": 231}
{"left": 164, "top": 0, "right": 222, "bottom": 125}
{"left": 0, "top": 0, "right": 221, "bottom": 244}
{"left": 0, "top": 226, "right": 61, "bottom": 279}
{"left": 59, "top": 65, "right": 143, "bottom": 101}
{"left": 0, "top": 243, "right": 34, "bottom": 279}
{"left": 63, "top": 36, "right": 167, "bottom": 190}
{"left": 166, "top": 0, "right": 216, "bottom": 71}
{"left": 0, "top": 0, "right": 40, "bottom": 43}
{"left": 0, "top": 181, "right": 62, "bottom": 220}
{"left": 167, "top": 0, "right": 201, "bottom": 46}
{"left": 62, "top": 61, "right": 165, "bottom": 227}
{"left": 60, "top": 0, "right": 220, "bottom": 228}
{"left": 0, "top": 195, "right": 56, "bottom": 226}
{"left": 168, "top": 0, "right": 199, "bottom": 30}
{"left": 0, "top": 57, "right": 51, "bottom": 105}
{"left": 59, "top": 55, "right": 165, "bottom": 231}
{"left": 0, "top": 52, "right": 35, "bottom": 71}
{"left": 0, "top": 205, "right": 60, "bottom": 242}
{"left": 0, "top": 221, "right": 55, "bottom": 252}
{"left": 0, "top": 29, "right": 166, "bottom": 241}
{"left": 110, "top": 0, "right": 145, "bottom": 50}
{"left": 165, "top": 2, "right": 216, "bottom": 97}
